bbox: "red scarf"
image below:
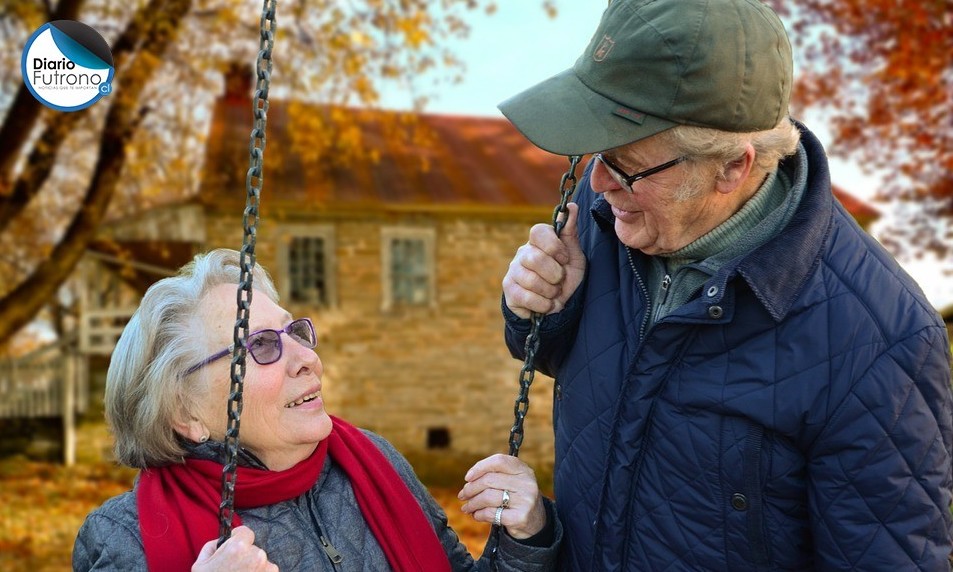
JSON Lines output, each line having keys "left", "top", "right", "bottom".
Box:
{"left": 137, "top": 416, "right": 451, "bottom": 571}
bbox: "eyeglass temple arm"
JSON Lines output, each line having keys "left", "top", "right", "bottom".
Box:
{"left": 184, "top": 347, "right": 234, "bottom": 376}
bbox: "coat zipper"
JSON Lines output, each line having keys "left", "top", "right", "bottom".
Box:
{"left": 626, "top": 247, "right": 652, "bottom": 342}
{"left": 620, "top": 248, "right": 700, "bottom": 566}
{"left": 318, "top": 533, "right": 344, "bottom": 565}
{"left": 653, "top": 273, "right": 672, "bottom": 324}
{"left": 308, "top": 505, "right": 344, "bottom": 567}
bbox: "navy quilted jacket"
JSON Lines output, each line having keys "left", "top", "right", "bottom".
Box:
{"left": 504, "top": 125, "right": 953, "bottom": 571}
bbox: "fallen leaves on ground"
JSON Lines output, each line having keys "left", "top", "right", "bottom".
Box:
{"left": 0, "top": 422, "right": 137, "bottom": 571}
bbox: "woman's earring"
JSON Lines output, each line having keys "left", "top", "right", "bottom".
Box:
{"left": 200, "top": 434, "right": 209, "bottom": 443}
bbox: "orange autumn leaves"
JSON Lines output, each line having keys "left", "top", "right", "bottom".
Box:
{"left": 767, "top": 0, "right": 952, "bottom": 256}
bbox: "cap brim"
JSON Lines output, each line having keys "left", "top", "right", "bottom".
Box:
{"left": 498, "top": 68, "right": 678, "bottom": 156}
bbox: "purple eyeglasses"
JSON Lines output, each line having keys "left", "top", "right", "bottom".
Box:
{"left": 183, "top": 318, "right": 317, "bottom": 376}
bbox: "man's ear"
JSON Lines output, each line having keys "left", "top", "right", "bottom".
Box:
{"left": 715, "top": 143, "right": 756, "bottom": 195}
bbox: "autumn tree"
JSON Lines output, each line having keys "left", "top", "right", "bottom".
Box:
{"left": 766, "top": 0, "right": 952, "bottom": 259}
{"left": 0, "top": 0, "right": 562, "bottom": 345}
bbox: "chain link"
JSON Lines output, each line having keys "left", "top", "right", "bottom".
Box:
{"left": 490, "top": 154, "right": 582, "bottom": 569}
{"left": 218, "top": 0, "right": 277, "bottom": 547}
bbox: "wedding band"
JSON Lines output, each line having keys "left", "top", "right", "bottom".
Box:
{"left": 493, "top": 505, "right": 504, "bottom": 527}
{"left": 501, "top": 489, "right": 511, "bottom": 509}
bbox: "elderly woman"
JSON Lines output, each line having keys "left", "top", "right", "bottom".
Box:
{"left": 73, "top": 249, "right": 560, "bottom": 571}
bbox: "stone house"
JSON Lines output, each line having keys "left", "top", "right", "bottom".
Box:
{"left": 81, "top": 86, "right": 580, "bottom": 471}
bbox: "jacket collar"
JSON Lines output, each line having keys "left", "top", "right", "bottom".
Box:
{"left": 735, "top": 123, "right": 833, "bottom": 321}
{"left": 184, "top": 437, "right": 269, "bottom": 469}
{"left": 589, "top": 121, "right": 833, "bottom": 322}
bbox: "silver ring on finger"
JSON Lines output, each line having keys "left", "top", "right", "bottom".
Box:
{"left": 493, "top": 505, "right": 504, "bottom": 527}
{"left": 501, "top": 489, "right": 511, "bottom": 509}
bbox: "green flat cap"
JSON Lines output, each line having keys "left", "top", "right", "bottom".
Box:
{"left": 499, "top": 0, "right": 793, "bottom": 156}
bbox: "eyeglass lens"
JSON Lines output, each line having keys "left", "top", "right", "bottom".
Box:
{"left": 247, "top": 319, "right": 316, "bottom": 365}
{"left": 601, "top": 158, "right": 627, "bottom": 187}
{"left": 287, "top": 319, "right": 316, "bottom": 347}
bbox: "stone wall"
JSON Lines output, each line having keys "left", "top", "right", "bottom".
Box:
{"left": 204, "top": 208, "right": 557, "bottom": 472}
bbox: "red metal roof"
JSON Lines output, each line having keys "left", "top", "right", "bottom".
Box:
{"left": 199, "top": 99, "right": 575, "bottom": 211}
{"left": 199, "top": 97, "right": 878, "bottom": 221}
{"left": 832, "top": 185, "right": 879, "bottom": 221}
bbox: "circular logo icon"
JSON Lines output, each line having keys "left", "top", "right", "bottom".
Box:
{"left": 20, "top": 20, "right": 114, "bottom": 112}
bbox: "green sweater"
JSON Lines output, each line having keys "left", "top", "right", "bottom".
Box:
{"left": 646, "top": 145, "right": 807, "bottom": 325}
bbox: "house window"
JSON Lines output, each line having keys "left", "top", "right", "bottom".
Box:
{"left": 391, "top": 238, "right": 428, "bottom": 304}
{"left": 277, "top": 225, "right": 336, "bottom": 307}
{"left": 288, "top": 237, "right": 327, "bottom": 304}
{"left": 381, "top": 227, "right": 435, "bottom": 310}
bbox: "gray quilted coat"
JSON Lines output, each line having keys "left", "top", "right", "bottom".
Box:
{"left": 73, "top": 431, "right": 561, "bottom": 571}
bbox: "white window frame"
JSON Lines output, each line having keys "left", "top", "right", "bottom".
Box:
{"left": 380, "top": 226, "right": 436, "bottom": 311}
{"left": 276, "top": 223, "right": 337, "bottom": 308}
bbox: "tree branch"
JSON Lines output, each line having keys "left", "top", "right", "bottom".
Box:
{"left": 0, "top": 0, "right": 194, "bottom": 343}
{"left": 0, "top": 0, "right": 170, "bottom": 232}
{"left": 0, "top": 0, "right": 85, "bottom": 187}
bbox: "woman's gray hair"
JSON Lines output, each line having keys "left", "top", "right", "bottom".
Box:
{"left": 105, "top": 248, "right": 278, "bottom": 468}
{"left": 659, "top": 117, "right": 801, "bottom": 198}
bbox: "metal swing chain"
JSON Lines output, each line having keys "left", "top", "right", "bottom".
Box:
{"left": 489, "top": 154, "right": 582, "bottom": 568}
{"left": 508, "top": 154, "right": 581, "bottom": 457}
{"left": 218, "top": 0, "right": 277, "bottom": 547}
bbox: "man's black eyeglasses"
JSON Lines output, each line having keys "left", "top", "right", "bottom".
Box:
{"left": 594, "top": 152, "right": 687, "bottom": 192}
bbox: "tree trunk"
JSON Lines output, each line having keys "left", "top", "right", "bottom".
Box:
{"left": 0, "top": 0, "right": 173, "bottom": 233}
{"left": 0, "top": 111, "right": 84, "bottom": 229}
{"left": 0, "top": 0, "right": 85, "bottom": 184}
{"left": 0, "top": 0, "right": 194, "bottom": 343}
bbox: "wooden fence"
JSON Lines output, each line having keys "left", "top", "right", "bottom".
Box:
{"left": 0, "top": 335, "right": 88, "bottom": 465}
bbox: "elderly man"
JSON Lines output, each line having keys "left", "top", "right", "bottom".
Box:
{"left": 499, "top": 0, "right": 953, "bottom": 570}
